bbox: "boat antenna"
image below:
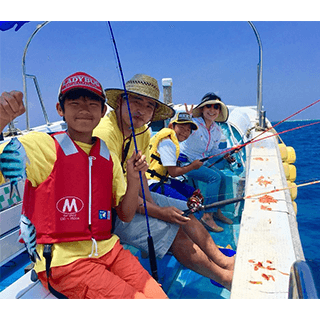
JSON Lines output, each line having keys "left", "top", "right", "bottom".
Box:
{"left": 106, "top": 21, "right": 158, "bottom": 281}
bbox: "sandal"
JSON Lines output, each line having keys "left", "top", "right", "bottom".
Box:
{"left": 200, "top": 218, "right": 224, "bottom": 233}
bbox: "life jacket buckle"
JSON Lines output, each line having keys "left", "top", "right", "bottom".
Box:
{"left": 43, "top": 244, "right": 53, "bottom": 278}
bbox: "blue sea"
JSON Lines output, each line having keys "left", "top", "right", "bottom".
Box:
{"left": 273, "top": 120, "right": 320, "bottom": 291}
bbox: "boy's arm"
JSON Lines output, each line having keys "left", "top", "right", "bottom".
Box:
{"left": 136, "top": 197, "right": 190, "bottom": 225}
{"left": 0, "top": 91, "right": 25, "bottom": 134}
{"left": 139, "top": 173, "right": 156, "bottom": 204}
{"left": 167, "top": 160, "right": 203, "bottom": 177}
{"left": 115, "top": 150, "right": 148, "bottom": 222}
{"left": 157, "top": 139, "right": 203, "bottom": 178}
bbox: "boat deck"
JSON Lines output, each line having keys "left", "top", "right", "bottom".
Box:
{"left": 231, "top": 131, "right": 304, "bottom": 298}
{"left": 0, "top": 215, "right": 241, "bottom": 299}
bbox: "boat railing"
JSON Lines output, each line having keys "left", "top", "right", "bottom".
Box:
{"left": 24, "top": 73, "right": 51, "bottom": 127}
{"left": 22, "top": 21, "right": 50, "bottom": 131}
{"left": 247, "top": 21, "right": 264, "bottom": 129}
{"left": 288, "top": 260, "right": 318, "bottom": 299}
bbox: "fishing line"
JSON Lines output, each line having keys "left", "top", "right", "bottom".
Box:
{"left": 183, "top": 179, "right": 320, "bottom": 216}
{"left": 107, "top": 22, "right": 158, "bottom": 281}
{"left": 205, "top": 177, "right": 320, "bottom": 203}
{"left": 245, "top": 179, "right": 320, "bottom": 199}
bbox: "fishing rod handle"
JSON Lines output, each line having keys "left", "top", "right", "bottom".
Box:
{"left": 182, "top": 207, "right": 201, "bottom": 217}
{"left": 208, "top": 147, "right": 241, "bottom": 168}
{"left": 200, "top": 146, "right": 239, "bottom": 163}
{"left": 147, "top": 236, "right": 159, "bottom": 281}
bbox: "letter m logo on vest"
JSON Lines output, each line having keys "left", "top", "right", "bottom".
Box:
{"left": 63, "top": 198, "right": 78, "bottom": 212}
{"left": 56, "top": 196, "right": 84, "bottom": 214}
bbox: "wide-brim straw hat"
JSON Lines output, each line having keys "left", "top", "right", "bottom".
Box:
{"left": 105, "top": 74, "right": 175, "bottom": 122}
{"left": 192, "top": 93, "right": 229, "bottom": 123}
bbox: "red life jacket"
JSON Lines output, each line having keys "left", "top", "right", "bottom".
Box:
{"left": 22, "top": 132, "right": 114, "bottom": 244}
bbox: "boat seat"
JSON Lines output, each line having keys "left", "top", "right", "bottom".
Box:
{"left": 0, "top": 269, "right": 56, "bottom": 299}
{"left": 0, "top": 181, "right": 25, "bottom": 267}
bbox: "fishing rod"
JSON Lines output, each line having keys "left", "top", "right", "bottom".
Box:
{"left": 199, "top": 98, "right": 320, "bottom": 165}
{"left": 107, "top": 22, "right": 158, "bottom": 281}
{"left": 254, "top": 98, "right": 320, "bottom": 142}
{"left": 206, "top": 119, "right": 320, "bottom": 168}
{"left": 183, "top": 179, "right": 320, "bottom": 216}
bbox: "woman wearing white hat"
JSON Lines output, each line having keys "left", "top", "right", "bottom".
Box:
{"left": 180, "top": 93, "right": 235, "bottom": 232}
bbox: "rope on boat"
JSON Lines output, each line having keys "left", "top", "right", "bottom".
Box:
{"left": 107, "top": 22, "right": 158, "bottom": 281}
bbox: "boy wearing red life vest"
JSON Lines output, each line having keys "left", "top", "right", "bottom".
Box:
{"left": 0, "top": 72, "right": 167, "bottom": 299}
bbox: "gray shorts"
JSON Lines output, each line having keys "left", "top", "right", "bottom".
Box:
{"left": 113, "top": 192, "right": 188, "bottom": 259}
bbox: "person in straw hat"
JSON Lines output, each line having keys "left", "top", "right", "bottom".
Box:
{"left": 180, "top": 93, "right": 236, "bottom": 233}
{"left": 93, "top": 75, "right": 235, "bottom": 290}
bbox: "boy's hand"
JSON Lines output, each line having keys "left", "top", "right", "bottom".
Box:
{"left": 126, "top": 150, "right": 149, "bottom": 180}
{"left": 0, "top": 91, "right": 26, "bottom": 131}
{"left": 159, "top": 206, "right": 191, "bottom": 225}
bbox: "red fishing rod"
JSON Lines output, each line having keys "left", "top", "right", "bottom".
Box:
{"left": 254, "top": 98, "right": 320, "bottom": 141}
{"left": 206, "top": 120, "right": 320, "bottom": 168}
{"left": 199, "top": 98, "right": 320, "bottom": 165}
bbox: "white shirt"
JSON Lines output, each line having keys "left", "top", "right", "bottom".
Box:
{"left": 180, "top": 117, "right": 223, "bottom": 162}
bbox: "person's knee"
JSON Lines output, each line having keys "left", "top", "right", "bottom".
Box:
{"left": 170, "top": 228, "right": 196, "bottom": 257}
{"left": 208, "top": 172, "right": 221, "bottom": 184}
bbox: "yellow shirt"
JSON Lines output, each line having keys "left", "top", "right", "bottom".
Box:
{"left": 93, "top": 111, "right": 151, "bottom": 173}
{"left": 0, "top": 131, "right": 126, "bottom": 272}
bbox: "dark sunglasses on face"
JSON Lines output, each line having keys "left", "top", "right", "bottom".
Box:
{"left": 205, "top": 104, "right": 220, "bottom": 110}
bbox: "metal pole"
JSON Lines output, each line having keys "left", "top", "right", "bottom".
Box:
{"left": 248, "top": 21, "right": 264, "bottom": 128}
{"left": 22, "top": 21, "right": 50, "bottom": 130}
{"left": 162, "top": 78, "right": 173, "bottom": 127}
{"left": 162, "top": 78, "right": 173, "bottom": 105}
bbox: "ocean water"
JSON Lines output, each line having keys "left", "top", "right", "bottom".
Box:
{"left": 273, "top": 120, "right": 320, "bottom": 291}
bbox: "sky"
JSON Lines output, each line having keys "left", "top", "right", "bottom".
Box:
{"left": 1, "top": 4, "right": 320, "bottom": 131}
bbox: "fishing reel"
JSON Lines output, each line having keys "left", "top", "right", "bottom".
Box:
{"left": 187, "top": 189, "right": 204, "bottom": 209}
{"left": 183, "top": 189, "right": 204, "bottom": 217}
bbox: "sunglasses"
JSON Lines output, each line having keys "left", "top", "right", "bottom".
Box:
{"left": 205, "top": 104, "right": 220, "bottom": 110}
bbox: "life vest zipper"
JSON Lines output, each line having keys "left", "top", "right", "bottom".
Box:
{"left": 89, "top": 155, "right": 98, "bottom": 257}
{"left": 88, "top": 156, "right": 95, "bottom": 225}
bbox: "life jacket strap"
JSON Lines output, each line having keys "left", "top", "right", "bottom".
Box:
{"left": 151, "top": 153, "right": 162, "bottom": 164}
{"left": 147, "top": 169, "right": 169, "bottom": 182}
{"left": 43, "top": 244, "right": 68, "bottom": 299}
